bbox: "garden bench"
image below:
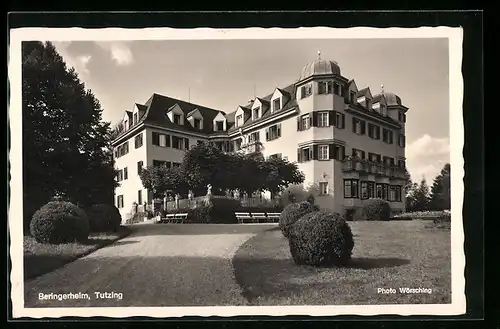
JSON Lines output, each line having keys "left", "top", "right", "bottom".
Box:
{"left": 162, "top": 213, "right": 176, "bottom": 223}
{"left": 250, "top": 212, "right": 267, "bottom": 223}
{"left": 173, "top": 213, "right": 188, "bottom": 223}
{"left": 235, "top": 212, "right": 252, "bottom": 224}
{"left": 266, "top": 212, "right": 281, "bottom": 223}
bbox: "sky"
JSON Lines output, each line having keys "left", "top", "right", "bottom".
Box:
{"left": 53, "top": 38, "right": 450, "bottom": 182}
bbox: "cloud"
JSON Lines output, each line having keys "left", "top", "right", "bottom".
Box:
{"left": 52, "top": 41, "right": 93, "bottom": 77}
{"left": 96, "top": 41, "right": 134, "bottom": 66}
{"left": 406, "top": 134, "right": 450, "bottom": 182}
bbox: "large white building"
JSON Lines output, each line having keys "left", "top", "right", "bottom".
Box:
{"left": 111, "top": 56, "right": 409, "bottom": 221}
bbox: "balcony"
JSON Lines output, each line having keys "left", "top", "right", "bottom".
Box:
{"left": 342, "top": 157, "right": 406, "bottom": 179}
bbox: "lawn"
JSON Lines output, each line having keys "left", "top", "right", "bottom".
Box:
{"left": 23, "top": 226, "right": 131, "bottom": 280}
{"left": 232, "top": 220, "right": 451, "bottom": 305}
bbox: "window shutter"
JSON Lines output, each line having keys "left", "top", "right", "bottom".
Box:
{"left": 297, "top": 149, "right": 302, "bottom": 162}
{"left": 309, "top": 115, "right": 313, "bottom": 128}
{"left": 329, "top": 144, "right": 335, "bottom": 159}
{"left": 361, "top": 121, "right": 366, "bottom": 135}
{"left": 312, "top": 112, "right": 318, "bottom": 127}
{"left": 277, "top": 123, "right": 282, "bottom": 137}
{"left": 352, "top": 117, "right": 356, "bottom": 132}
{"left": 313, "top": 145, "right": 319, "bottom": 160}
{"left": 265, "top": 127, "right": 269, "bottom": 141}
{"left": 166, "top": 134, "right": 171, "bottom": 147}
{"left": 362, "top": 151, "right": 366, "bottom": 159}
{"left": 256, "top": 131, "right": 260, "bottom": 141}
{"left": 341, "top": 114, "right": 345, "bottom": 129}
{"left": 297, "top": 117, "right": 301, "bottom": 131}
{"left": 329, "top": 111, "right": 335, "bottom": 126}
{"left": 185, "top": 138, "right": 189, "bottom": 150}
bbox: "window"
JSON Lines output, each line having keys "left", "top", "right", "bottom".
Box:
{"left": 248, "top": 131, "right": 260, "bottom": 143}
{"left": 344, "top": 179, "right": 359, "bottom": 198}
{"left": 318, "top": 81, "right": 333, "bottom": 94}
{"left": 273, "top": 98, "right": 281, "bottom": 111}
{"left": 159, "top": 134, "right": 167, "bottom": 147}
{"left": 134, "top": 133, "right": 143, "bottom": 149}
{"left": 319, "top": 182, "right": 329, "bottom": 195}
{"left": 367, "top": 182, "right": 375, "bottom": 198}
{"left": 138, "top": 190, "right": 143, "bottom": 205}
{"left": 117, "top": 195, "right": 124, "bottom": 209}
{"left": 350, "top": 91, "right": 356, "bottom": 104}
{"left": 172, "top": 136, "right": 187, "bottom": 150}
{"left": 361, "top": 181, "right": 368, "bottom": 199}
{"left": 398, "top": 134, "right": 406, "bottom": 147}
{"left": 173, "top": 114, "right": 182, "bottom": 125}
{"left": 369, "top": 152, "right": 381, "bottom": 163}
{"left": 318, "top": 145, "right": 329, "bottom": 160}
{"left": 300, "top": 84, "right": 312, "bottom": 99}
{"left": 333, "top": 83, "right": 341, "bottom": 95}
{"left": 352, "top": 148, "right": 365, "bottom": 159}
{"left": 376, "top": 183, "right": 383, "bottom": 199}
{"left": 334, "top": 112, "right": 345, "bottom": 129}
{"left": 236, "top": 114, "right": 243, "bottom": 127}
{"left": 123, "top": 167, "right": 128, "bottom": 180}
{"left": 137, "top": 161, "right": 143, "bottom": 175}
{"left": 116, "top": 169, "right": 123, "bottom": 182}
{"left": 153, "top": 160, "right": 167, "bottom": 167}
{"left": 398, "top": 111, "right": 407, "bottom": 123}
{"left": 318, "top": 112, "right": 329, "bottom": 127}
{"left": 383, "top": 129, "right": 394, "bottom": 144}
{"left": 133, "top": 113, "right": 138, "bottom": 124}
{"left": 234, "top": 138, "right": 242, "bottom": 150}
{"left": 365, "top": 99, "right": 371, "bottom": 110}
{"left": 352, "top": 117, "right": 366, "bottom": 135}
{"left": 302, "top": 115, "right": 310, "bottom": 130}
{"left": 252, "top": 107, "right": 260, "bottom": 120}
{"left": 333, "top": 144, "right": 345, "bottom": 160}
{"left": 398, "top": 160, "right": 406, "bottom": 168}
{"left": 193, "top": 118, "right": 201, "bottom": 129}
{"left": 297, "top": 147, "right": 311, "bottom": 162}
{"left": 269, "top": 153, "right": 282, "bottom": 160}
{"left": 266, "top": 123, "right": 282, "bottom": 141}
{"left": 368, "top": 123, "right": 381, "bottom": 139}
{"left": 152, "top": 132, "right": 160, "bottom": 146}
{"left": 215, "top": 121, "right": 224, "bottom": 131}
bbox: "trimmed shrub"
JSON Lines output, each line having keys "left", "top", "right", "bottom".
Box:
{"left": 30, "top": 201, "right": 90, "bottom": 244}
{"left": 362, "top": 198, "right": 391, "bottom": 221}
{"left": 86, "top": 204, "right": 122, "bottom": 232}
{"left": 288, "top": 211, "right": 354, "bottom": 267}
{"left": 279, "top": 201, "right": 320, "bottom": 238}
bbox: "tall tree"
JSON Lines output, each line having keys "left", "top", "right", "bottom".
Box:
{"left": 22, "top": 41, "right": 116, "bottom": 228}
{"left": 412, "top": 178, "right": 431, "bottom": 211}
{"left": 139, "top": 165, "right": 188, "bottom": 198}
{"left": 429, "top": 163, "right": 451, "bottom": 210}
{"left": 263, "top": 157, "right": 305, "bottom": 198}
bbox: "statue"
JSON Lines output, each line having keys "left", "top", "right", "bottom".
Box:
{"left": 206, "top": 184, "right": 212, "bottom": 196}
{"left": 188, "top": 190, "right": 193, "bottom": 200}
{"left": 175, "top": 194, "right": 180, "bottom": 209}
{"left": 234, "top": 189, "right": 240, "bottom": 199}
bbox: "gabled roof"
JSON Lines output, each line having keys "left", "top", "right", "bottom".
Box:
{"left": 186, "top": 108, "right": 202, "bottom": 117}
{"left": 138, "top": 93, "right": 225, "bottom": 134}
{"left": 277, "top": 88, "right": 291, "bottom": 98}
{"left": 125, "top": 111, "right": 133, "bottom": 120}
{"left": 227, "top": 82, "right": 297, "bottom": 132}
{"left": 135, "top": 103, "right": 147, "bottom": 112}
{"left": 356, "top": 87, "right": 370, "bottom": 97}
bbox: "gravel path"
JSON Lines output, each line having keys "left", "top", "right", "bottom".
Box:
{"left": 24, "top": 223, "right": 276, "bottom": 307}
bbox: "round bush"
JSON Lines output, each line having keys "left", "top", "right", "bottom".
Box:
{"left": 362, "top": 198, "right": 391, "bottom": 221}
{"left": 288, "top": 211, "right": 355, "bottom": 267}
{"left": 86, "top": 204, "right": 122, "bottom": 232}
{"left": 279, "top": 201, "right": 320, "bottom": 238}
{"left": 30, "top": 201, "right": 90, "bottom": 244}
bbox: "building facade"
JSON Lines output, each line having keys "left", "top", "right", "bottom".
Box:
{"left": 111, "top": 57, "right": 409, "bottom": 221}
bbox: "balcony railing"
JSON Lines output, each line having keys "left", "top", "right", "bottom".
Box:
{"left": 342, "top": 156, "right": 406, "bottom": 179}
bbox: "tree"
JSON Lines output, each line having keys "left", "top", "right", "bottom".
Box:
{"left": 22, "top": 41, "right": 116, "bottom": 228}
{"left": 139, "top": 165, "right": 188, "bottom": 198}
{"left": 263, "top": 157, "right": 305, "bottom": 198}
{"left": 412, "top": 178, "right": 431, "bottom": 211}
{"left": 429, "top": 163, "right": 451, "bottom": 210}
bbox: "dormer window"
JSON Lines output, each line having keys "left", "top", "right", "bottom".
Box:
{"left": 365, "top": 99, "right": 371, "bottom": 110}
{"left": 124, "top": 120, "right": 129, "bottom": 130}
{"left": 173, "top": 114, "right": 182, "bottom": 125}
{"left": 236, "top": 114, "right": 243, "bottom": 127}
{"left": 380, "top": 104, "right": 387, "bottom": 116}
{"left": 216, "top": 121, "right": 224, "bottom": 131}
{"left": 133, "top": 113, "right": 138, "bottom": 124}
{"left": 300, "top": 84, "right": 313, "bottom": 99}
{"left": 350, "top": 91, "right": 356, "bottom": 104}
{"left": 252, "top": 107, "right": 261, "bottom": 120}
{"left": 272, "top": 98, "right": 281, "bottom": 112}
{"left": 193, "top": 118, "right": 201, "bottom": 129}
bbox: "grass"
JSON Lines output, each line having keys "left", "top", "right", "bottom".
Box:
{"left": 23, "top": 226, "right": 131, "bottom": 280}
{"left": 232, "top": 220, "right": 451, "bottom": 305}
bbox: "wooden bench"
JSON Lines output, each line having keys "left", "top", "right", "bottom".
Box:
{"left": 235, "top": 212, "right": 252, "bottom": 224}
{"left": 173, "top": 213, "right": 188, "bottom": 223}
{"left": 266, "top": 212, "right": 281, "bottom": 223}
{"left": 250, "top": 212, "right": 267, "bottom": 223}
{"left": 161, "top": 213, "right": 176, "bottom": 223}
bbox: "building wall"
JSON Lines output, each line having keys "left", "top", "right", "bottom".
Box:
{"left": 114, "top": 129, "right": 148, "bottom": 221}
